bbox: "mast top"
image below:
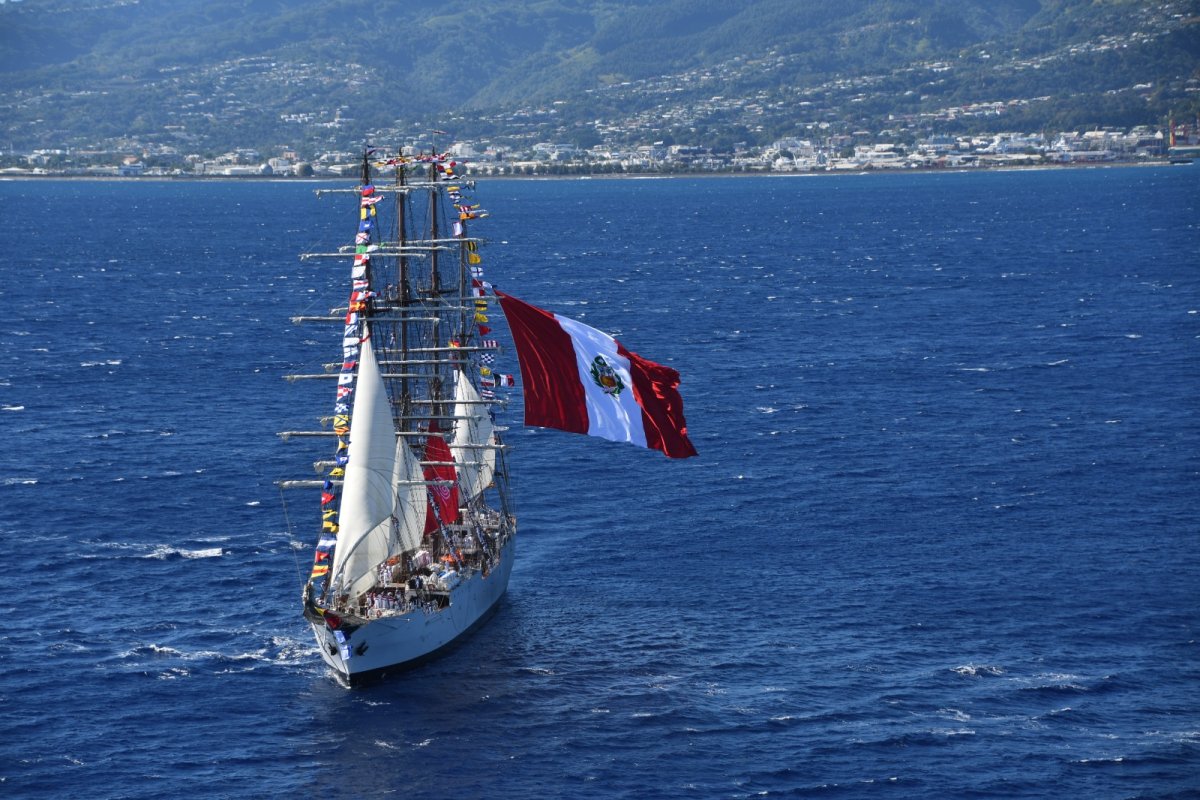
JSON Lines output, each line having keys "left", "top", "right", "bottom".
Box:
{"left": 360, "top": 150, "right": 372, "bottom": 186}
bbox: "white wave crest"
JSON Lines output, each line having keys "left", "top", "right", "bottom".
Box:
{"left": 120, "top": 643, "right": 184, "bottom": 659}
{"left": 952, "top": 664, "right": 1005, "bottom": 677}
{"left": 937, "top": 707, "right": 972, "bottom": 721}
{"left": 143, "top": 545, "right": 224, "bottom": 560}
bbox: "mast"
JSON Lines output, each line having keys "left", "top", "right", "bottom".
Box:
{"left": 427, "top": 157, "right": 444, "bottom": 423}
{"left": 359, "top": 150, "right": 371, "bottom": 189}
{"left": 458, "top": 203, "right": 470, "bottom": 348}
{"left": 395, "top": 150, "right": 411, "bottom": 420}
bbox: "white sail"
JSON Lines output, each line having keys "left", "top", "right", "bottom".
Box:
{"left": 393, "top": 428, "right": 426, "bottom": 556}
{"left": 330, "top": 338, "right": 401, "bottom": 599}
{"left": 450, "top": 369, "right": 496, "bottom": 501}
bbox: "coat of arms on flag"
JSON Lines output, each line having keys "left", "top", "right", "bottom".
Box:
{"left": 589, "top": 356, "right": 625, "bottom": 397}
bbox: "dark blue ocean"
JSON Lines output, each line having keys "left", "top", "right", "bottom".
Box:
{"left": 0, "top": 167, "right": 1197, "bottom": 799}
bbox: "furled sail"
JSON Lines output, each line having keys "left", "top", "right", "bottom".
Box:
{"left": 330, "top": 338, "right": 425, "bottom": 599}
{"left": 450, "top": 368, "right": 496, "bottom": 501}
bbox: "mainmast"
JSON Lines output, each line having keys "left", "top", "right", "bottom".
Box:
{"left": 395, "top": 151, "right": 412, "bottom": 421}
{"left": 427, "top": 158, "right": 445, "bottom": 421}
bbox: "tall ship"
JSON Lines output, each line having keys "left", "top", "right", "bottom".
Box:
{"left": 282, "top": 151, "right": 515, "bottom": 686}
{"left": 282, "top": 149, "right": 697, "bottom": 687}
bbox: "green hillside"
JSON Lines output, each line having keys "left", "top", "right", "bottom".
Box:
{"left": 1, "top": 0, "right": 1196, "bottom": 154}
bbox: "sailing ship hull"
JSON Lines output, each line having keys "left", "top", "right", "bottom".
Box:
{"left": 309, "top": 536, "right": 515, "bottom": 686}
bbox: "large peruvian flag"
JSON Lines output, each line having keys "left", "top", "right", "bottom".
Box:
{"left": 495, "top": 291, "right": 697, "bottom": 459}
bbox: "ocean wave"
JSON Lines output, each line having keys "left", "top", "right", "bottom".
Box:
{"left": 157, "top": 667, "right": 191, "bottom": 680}
{"left": 116, "top": 635, "right": 317, "bottom": 675}
{"left": 72, "top": 542, "right": 225, "bottom": 561}
{"left": 951, "top": 664, "right": 1005, "bottom": 677}
{"left": 1037, "top": 706, "right": 1076, "bottom": 719}
{"left": 120, "top": 643, "right": 184, "bottom": 659}
{"left": 143, "top": 545, "right": 224, "bottom": 560}
{"left": 83, "top": 428, "right": 172, "bottom": 440}
{"left": 937, "top": 707, "right": 972, "bottom": 722}
{"left": 1, "top": 477, "right": 38, "bottom": 486}
{"left": 263, "top": 634, "right": 319, "bottom": 666}
{"left": 373, "top": 740, "right": 403, "bottom": 751}
{"left": 1015, "top": 672, "right": 1119, "bottom": 696}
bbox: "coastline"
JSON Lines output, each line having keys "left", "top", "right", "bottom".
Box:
{"left": 0, "top": 159, "right": 1187, "bottom": 183}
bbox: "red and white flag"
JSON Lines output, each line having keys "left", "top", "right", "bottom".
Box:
{"left": 422, "top": 432, "right": 459, "bottom": 534}
{"left": 495, "top": 291, "right": 696, "bottom": 458}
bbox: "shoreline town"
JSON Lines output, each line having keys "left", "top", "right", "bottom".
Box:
{"left": 6, "top": 124, "right": 1199, "bottom": 179}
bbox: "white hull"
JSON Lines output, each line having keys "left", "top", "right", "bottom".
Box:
{"left": 309, "top": 536, "right": 515, "bottom": 686}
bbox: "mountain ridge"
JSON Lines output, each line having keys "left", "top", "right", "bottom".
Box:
{"left": 1, "top": 0, "right": 1197, "bottom": 155}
